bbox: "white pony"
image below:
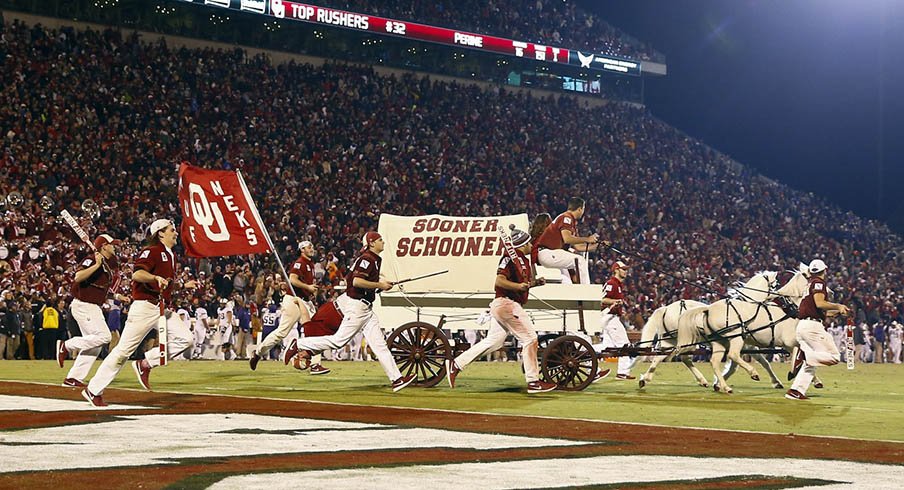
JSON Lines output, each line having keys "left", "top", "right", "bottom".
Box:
{"left": 637, "top": 299, "right": 709, "bottom": 388}
{"left": 637, "top": 272, "right": 782, "bottom": 389}
{"left": 667, "top": 271, "right": 809, "bottom": 394}
{"left": 717, "top": 269, "right": 815, "bottom": 389}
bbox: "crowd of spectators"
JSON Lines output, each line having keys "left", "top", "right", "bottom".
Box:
{"left": 314, "top": 0, "right": 664, "bottom": 62}
{"left": 1, "top": 21, "right": 902, "bottom": 361}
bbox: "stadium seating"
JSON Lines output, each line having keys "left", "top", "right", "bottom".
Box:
{"left": 1, "top": 21, "right": 901, "bottom": 330}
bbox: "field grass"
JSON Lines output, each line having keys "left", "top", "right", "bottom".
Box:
{"left": 3, "top": 358, "right": 903, "bottom": 442}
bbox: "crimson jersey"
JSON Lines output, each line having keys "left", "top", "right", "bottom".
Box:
{"left": 495, "top": 250, "right": 531, "bottom": 305}
{"left": 346, "top": 250, "right": 381, "bottom": 302}
{"left": 535, "top": 211, "right": 578, "bottom": 250}
{"left": 132, "top": 243, "right": 176, "bottom": 303}
{"left": 603, "top": 276, "right": 626, "bottom": 315}
{"left": 798, "top": 276, "right": 827, "bottom": 322}
{"left": 290, "top": 254, "right": 315, "bottom": 300}
{"left": 70, "top": 254, "right": 119, "bottom": 305}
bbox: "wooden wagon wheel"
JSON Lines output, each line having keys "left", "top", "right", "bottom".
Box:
{"left": 541, "top": 335, "right": 599, "bottom": 391}
{"left": 387, "top": 321, "right": 451, "bottom": 388}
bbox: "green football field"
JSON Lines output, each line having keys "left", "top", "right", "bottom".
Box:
{"left": 3, "top": 359, "right": 902, "bottom": 442}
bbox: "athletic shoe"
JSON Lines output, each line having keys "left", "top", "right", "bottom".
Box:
{"left": 527, "top": 380, "right": 557, "bottom": 394}
{"left": 445, "top": 359, "right": 460, "bottom": 388}
{"left": 56, "top": 340, "right": 67, "bottom": 368}
{"left": 615, "top": 373, "right": 636, "bottom": 380}
{"left": 391, "top": 374, "right": 416, "bottom": 392}
{"left": 249, "top": 351, "right": 261, "bottom": 371}
{"left": 309, "top": 363, "right": 331, "bottom": 375}
{"left": 62, "top": 378, "right": 87, "bottom": 388}
{"left": 591, "top": 368, "right": 611, "bottom": 384}
{"left": 283, "top": 339, "right": 298, "bottom": 365}
{"left": 784, "top": 389, "right": 808, "bottom": 400}
{"left": 132, "top": 359, "right": 152, "bottom": 391}
{"left": 81, "top": 388, "right": 108, "bottom": 408}
{"left": 788, "top": 349, "right": 806, "bottom": 381}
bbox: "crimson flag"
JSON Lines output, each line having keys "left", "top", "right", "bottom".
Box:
{"left": 178, "top": 163, "right": 272, "bottom": 258}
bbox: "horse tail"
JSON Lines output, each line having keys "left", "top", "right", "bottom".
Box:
{"left": 674, "top": 306, "right": 709, "bottom": 355}
{"left": 640, "top": 306, "right": 666, "bottom": 345}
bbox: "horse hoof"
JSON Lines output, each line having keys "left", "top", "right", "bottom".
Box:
{"left": 725, "top": 389, "right": 733, "bottom": 394}
{"left": 773, "top": 382, "right": 784, "bottom": 389}
{"left": 814, "top": 382, "right": 824, "bottom": 389}
{"left": 751, "top": 374, "right": 760, "bottom": 381}
{"left": 700, "top": 382, "right": 709, "bottom": 388}
{"left": 638, "top": 379, "right": 646, "bottom": 389}
{"left": 713, "top": 384, "right": 719, "bottom": 392}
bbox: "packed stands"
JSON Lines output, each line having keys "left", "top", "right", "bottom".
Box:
{"left": 1, "top": 20, "right": 901, "bottom": 351}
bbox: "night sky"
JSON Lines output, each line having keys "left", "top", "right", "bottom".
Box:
{"left": 582, "top": 0, "right": 904, "bottom": 234}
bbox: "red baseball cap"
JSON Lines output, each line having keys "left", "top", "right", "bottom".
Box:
{"left": 362, "top": 231, "right": 382, "bottom": 248}
{"left": 94, "top": 234, "right": 122, "bottom": 249}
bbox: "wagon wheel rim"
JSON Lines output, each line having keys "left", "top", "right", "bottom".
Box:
{"left": 541, "top": 335, "right": 598, "bottom": 391}
{"left": 387, "top": 322, "right": 451, "bottom": 388}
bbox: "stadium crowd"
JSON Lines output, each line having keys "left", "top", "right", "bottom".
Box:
{"left": 1, "top": 21, "right": 902, "bottom": 362}
{"left": 315, "top": 0, "right": 664, "bottom": 62}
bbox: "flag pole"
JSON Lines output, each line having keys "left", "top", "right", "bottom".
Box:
{"left": 235, "top": 168, "right": 297, "bottom": 298}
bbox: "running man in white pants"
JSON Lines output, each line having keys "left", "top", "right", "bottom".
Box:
{"left": 284, "top": 232, "right": 415, "bottom": 392}
{"left": 445, "top": 227, "right": 558, "bottom": 394}
{"left": 249, "top": 240, "right": 318, "bottom": 371}
{"left": 594, "top": 260, "right": 637, "bottom": 379}
{"left": 82, "top": 219, "right": 197, "bottom": 407}
{"left": 56, "top": 234, "right": 129, "bottom": 388}
{"left": 535, "top": 197, "right": 601, "bottom": 284}
{"left": 786, "top": 259, "right": 850, "bottom": 400}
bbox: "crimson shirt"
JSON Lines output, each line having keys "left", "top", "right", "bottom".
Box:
{"left": 603, "top": 276, "right": 626, "bottom": 315}
{"left": 495, "top": 250, "right": 531, "bottom": 305}
{"left": 346, "top": 250, "right": 381, "bottom": 302}
{"left": 535, "top": 211, "right": 578, "bottom": 250}
{"left": 290, "top": 254, "right": 315, "bottom": 300}
{"left": 798, "top": 276, "right": 827, "bottom": 322}
{"left": 132, "top": 243, "right": 176, "bottom": 303}
{"left": 70, "top": 255, "right": 119, "bottom": 305}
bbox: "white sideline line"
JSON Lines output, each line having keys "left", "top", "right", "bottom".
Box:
{"left": 3, "top": 379, "right": 904, "bottom": 445}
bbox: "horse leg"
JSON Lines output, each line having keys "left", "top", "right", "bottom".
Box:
{"left": 714, "top": 357, "right": 739, "bottom": 388}
{"left": 679, "top": 357, "right": 708, "bottom": 387}
{"left": 710, "top": 343, "right": 732, "bottom": 394}
{"left": 813, "top": 374, "right": 824, "bottom": 389}
{"left": 639, "top": 354, "right": 665, "bottom": 388}
{"left": 726, "top": 337, "right": 760, "bottom": 382}
{"left": 752, "top": 353, "right": 784, "bottom": 389}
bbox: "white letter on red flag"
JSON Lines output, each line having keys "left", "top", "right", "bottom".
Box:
{"left": 178, "top": 163, "right": 272, "bottom": 257}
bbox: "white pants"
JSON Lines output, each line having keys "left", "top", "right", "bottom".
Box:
{"left": 65, "top": 299, "right": 112, "bottom": 382}
{"left": 791, "top": 319, "right": 840, "bottom": 395}
{"left": 192, "top": 320, "right": 206, "bottom": 358}
{"left": 295, "top": 294, "right": 400, "bottom": 381}
{"left": 891, "top": 341, "right": 902, "bottom": 364}
{"left": 455, "top": 298, "right": 540, "bottom": 383}
{"left": 537, "top": 248, "right": 590, "bottom": 284}
{"left": 595, "top": 313, "right": 635, "bottom": 375}
{"left": 87, "top": 300, "right": 192, "bottom": 395}
{"left": 259, "top": 296, "right": 313, "bottom": 353}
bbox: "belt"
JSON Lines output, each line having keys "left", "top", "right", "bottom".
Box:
{"left": 360, "top": 298, "right": 372, "bottom": 307}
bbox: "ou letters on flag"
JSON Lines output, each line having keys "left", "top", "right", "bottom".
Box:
{"left": 178, "top": 163, "right": 271, "bottom": 257}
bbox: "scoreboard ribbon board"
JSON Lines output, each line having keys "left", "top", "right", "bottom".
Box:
{"left": 187, "top": 0, "right": 642, "bottom": 75}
